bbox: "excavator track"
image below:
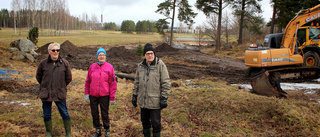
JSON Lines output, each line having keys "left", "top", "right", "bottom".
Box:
{"left": 249, "top": 66, "right": 320, "bottom": 98}
{"left": 267, "top": 67, "right": 320, "bottom": 82}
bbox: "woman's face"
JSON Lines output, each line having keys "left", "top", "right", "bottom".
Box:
{"left": 97, "top": 52, "right": 106, "bottom": 63}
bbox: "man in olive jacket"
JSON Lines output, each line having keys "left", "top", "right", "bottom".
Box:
{"left": 132, "top": 43, "right": 171, "bottom": 137}
{"left": 36, "top": 42, "right": 72, "bottom": 137}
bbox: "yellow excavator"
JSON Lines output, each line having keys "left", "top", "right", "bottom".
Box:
{"left": 245, "top": 4, "right": 320, "bottom": 98}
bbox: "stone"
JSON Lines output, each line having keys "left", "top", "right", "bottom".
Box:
{"left": 24, "top": 53, "right": 35, "bottom": 62}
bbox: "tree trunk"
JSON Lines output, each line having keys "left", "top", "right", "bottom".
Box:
{"left": 14, "top": 12, "right": 17, "bottom": 35}
{"left": 170, "top": 0, "right": 176, "bottom": 46}
{"left": 270, "top": 0, "right": 277, "bottom": 34}
{"left": 238, "top": 0, "right": 245, "bottom": 45}
{"left": 215, "top": 0, "right": 222, "bottom": 53}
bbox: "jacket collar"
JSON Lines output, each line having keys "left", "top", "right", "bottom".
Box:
{"left": 142, "top": 57, "right": 159, "bottom": 67}
{"left": 47, "top": 55, "right": 62, "bottom": 63}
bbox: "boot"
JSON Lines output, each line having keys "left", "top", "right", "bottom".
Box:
{"left": 104, "top": 128, "right": 110, "bottom": 137}
{"left": 143, "top": 128, "right": 151, "bottom": 137}
{"left": 44, "top": 120, "right": 52, "bottom": 137}
{"left": 153, "top": 132, "right": 160, "bottom": 137}
{"left": 63, "top": 120, "right": 72, "bottom": 137}
{"left": 93, "top": 125, "right": 102, "bottom": 137}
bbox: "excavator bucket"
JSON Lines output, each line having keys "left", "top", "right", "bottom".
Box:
{"left": 250, "top": 72, "right": 287, "bottom": 98}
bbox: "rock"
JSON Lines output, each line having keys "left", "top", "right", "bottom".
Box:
{"left": 10, "top": 51, "right": 25, "bottom": 61}
{"left": 30, "top": 49, "right": 38, "bottom": 56}
{"left": 24, "top": 53, "right": 35, "bottom": 62}
{"left": 10, "top": 39, "right": 36, "bottom": 53}
{"left": 7, "top": 47, "right": 19, "bottom": 52}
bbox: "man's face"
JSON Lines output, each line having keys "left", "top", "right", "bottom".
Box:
{"left": 97, "top": 52, "right": 106, "bottom": 63}
{"left": 144, "top": 51, "right": 155, "bottom": 64}
{"left": 48, "top": 45, "right": 60, "bottom": 60}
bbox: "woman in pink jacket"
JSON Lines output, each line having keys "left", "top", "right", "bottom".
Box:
{"left": 84, "top": 47, "right": 117, "bottom": 137}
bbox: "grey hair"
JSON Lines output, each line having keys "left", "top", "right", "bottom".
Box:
{"left": 48, "top": 42, "right": 60, "bottom": 50}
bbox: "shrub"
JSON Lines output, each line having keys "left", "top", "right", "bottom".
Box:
{"left": 27, "top": 27, "right": 39, "bottom": 45}
{"left": 136, "top": 44, "right": 143, "bottom": 56}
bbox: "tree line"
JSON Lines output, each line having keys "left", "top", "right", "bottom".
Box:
{"left": 1, "top": 0, "right": 319, "bottom": 51}
{"left": 156, "top": 0, "right": 320, "bottom": 52}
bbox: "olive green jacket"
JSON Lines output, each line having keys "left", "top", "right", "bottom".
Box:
{"left": 133, "top": 57, "right": 170, "bottom": 109}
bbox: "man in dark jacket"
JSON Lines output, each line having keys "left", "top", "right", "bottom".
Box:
{"left": 132, "top": 43, "right": 171, "bottom": 137}
{"left": 36, "top": 42, "right": 72, "bottom": 137}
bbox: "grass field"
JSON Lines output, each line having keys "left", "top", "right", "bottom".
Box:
{"left": 0, "top": 28, "right": 163, "bottom": 47}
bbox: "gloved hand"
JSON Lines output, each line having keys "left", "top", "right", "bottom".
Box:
{"left": 160, "top": 96, "right": 168, "bottom": 109}
{"left": 84, "top": 94, "right": 89, "bottom": 103}
{"left": 132, "top": 94, "right": 137, "bottom": 108}
{"left": 110, "top": 101, "right": 115, "bottom": 105}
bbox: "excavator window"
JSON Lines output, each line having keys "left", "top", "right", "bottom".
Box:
{"left": 297, "top": 29, "right": 306, "bottom": 46}
{"left": 270, "top": 36, "right": 282, "bottom": 49}
{"left": 309, "top": 28, "right": 320, "bottom": 40}
{"left": 270, "top": 37, "right": 277, "bottom": 48}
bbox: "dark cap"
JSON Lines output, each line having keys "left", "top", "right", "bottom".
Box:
{"left": 143, "top": 43, "right": 156, "bottom": 56}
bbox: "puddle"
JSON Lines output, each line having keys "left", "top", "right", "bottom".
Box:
{"left": 233, "top": 82, "right": 320, "bottom": 93}
{"left": 0, "top": 101, "right": 31, "bottom": 106}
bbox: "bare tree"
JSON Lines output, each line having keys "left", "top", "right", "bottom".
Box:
{"left": 204, "top": 15, "right": 218, "bottom": 48}
{"left": 91, "top": 14, "right": 98, "bottom": 33}
{"left": 29, "top": 0, "right": 36, "bottom": 27}
{"left": 45, "top": 0, "right": 53, "bottom": 35}
{"left": 40, "top": 0, "right": 46, "bottom": 35}
{"left": 11, "top": 0, "right": 21, "bottom": 35}
{"left": 194, "top": 25, "right": 206, "bottom": 46}
{"left": 222, "top": 11, "right": 234, "bottom": 45}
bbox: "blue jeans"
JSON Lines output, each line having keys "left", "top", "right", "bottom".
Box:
{"left": 42, "top": 101, "right": 70, "bottom": 121}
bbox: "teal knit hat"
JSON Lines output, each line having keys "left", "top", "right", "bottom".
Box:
{"left": 97, "top": 47, "right": 107, "bottom": 58}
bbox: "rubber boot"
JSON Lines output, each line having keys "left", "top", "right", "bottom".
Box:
{"left": 104, "top": 128, "right": 110, "bottom": 137}
{"left": 63, "top": 120, "right": 72, "bottom": 137}
{"left": 143, "top": 128, "right": 151, "bottom": 137}
{"left": 93, "top": 125, "right": 102, "bottom": 137}
{"left": 44, "top": 120, "right": 52, "bottom": 137}
{"left": 153, "top": 132, "right": 160, "bottom": 137}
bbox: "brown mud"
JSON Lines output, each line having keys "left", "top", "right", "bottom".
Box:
{"left": 35, "top": 41, "right": 249, "bottom": 84}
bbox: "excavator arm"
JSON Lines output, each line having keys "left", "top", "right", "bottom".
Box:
{"left": 282, "top": 4, "right": 320, "bottom": 55}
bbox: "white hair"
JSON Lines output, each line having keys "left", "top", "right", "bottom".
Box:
{"left": 48, "top": 42, "right": 60, "bottom": 50}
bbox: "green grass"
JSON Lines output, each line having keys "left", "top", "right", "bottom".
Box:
{"left": 0, "top": 28, "right": 162, "bottom": 47}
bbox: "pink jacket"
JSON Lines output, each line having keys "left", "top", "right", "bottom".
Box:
{"left": 85, "top": 62, "right": 117, "bottom": 101}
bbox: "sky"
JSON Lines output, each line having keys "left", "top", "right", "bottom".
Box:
{"left": 0, "top": 0, "right": 273, "bottom": 27}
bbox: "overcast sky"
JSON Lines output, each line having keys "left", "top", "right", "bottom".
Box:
{"left": 0, "top": 0, "right": 272, "bottom": 27}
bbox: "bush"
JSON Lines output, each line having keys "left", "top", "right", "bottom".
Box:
{"left": 27, "top": 27, "right": 39, "bottom": 45}
{"left": 136, "top": 44, "right": 143, "bottom": 56}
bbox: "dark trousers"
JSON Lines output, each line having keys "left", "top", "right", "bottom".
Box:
{"left": 42, "top": 101, "right": 70, "bottom": 121}
{"left": 141, "top": 108, "right": 161, "bottom": 133}
{"left": 90, "top": 95, "right": 110, "bottom": 129}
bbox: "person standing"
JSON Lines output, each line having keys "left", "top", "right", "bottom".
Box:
{"left": 132, "top": 43, "right": 171, "bottom": 137}
{"left": 36, "top": 42, "right": 72, "bottom": 137}
{"left": 84, "top": 47, "right": 117, "bottom": 137}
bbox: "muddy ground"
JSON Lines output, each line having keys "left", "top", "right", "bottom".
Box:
{"left": 35, "top": 40, "right": 249, "bottom": 84}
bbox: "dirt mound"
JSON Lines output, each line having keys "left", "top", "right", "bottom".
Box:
{"left": 107, "top": 46, "right": 140, "bottom": 61}
{"left": 107, "top": 46, "right": 141, "bottom": 73}
{"left": 155, "top": 43, "right": 178, "bottom": 52}
{"left": 35, "top": 42, "right": 52, "bottom": 54}
{"left": 60, "top": 40, "right": 78, "bottom": 57}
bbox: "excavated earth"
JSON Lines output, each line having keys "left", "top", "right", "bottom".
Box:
{"left": 35, "top": 40, "right": 249, "bottom": 84}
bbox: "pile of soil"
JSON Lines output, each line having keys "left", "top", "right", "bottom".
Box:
{"left": 34, "top": 40, "right": 249, "bottom": 84}
{"left": 107, "top": 46, "right": 141, "bottom": 73}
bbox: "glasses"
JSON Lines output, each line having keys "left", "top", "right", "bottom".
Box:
{"left": 50, "top": 49, "right": 60, "bottom": 52}
{"left": 146, "top": 53, "right": 154, "bottom": 56}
